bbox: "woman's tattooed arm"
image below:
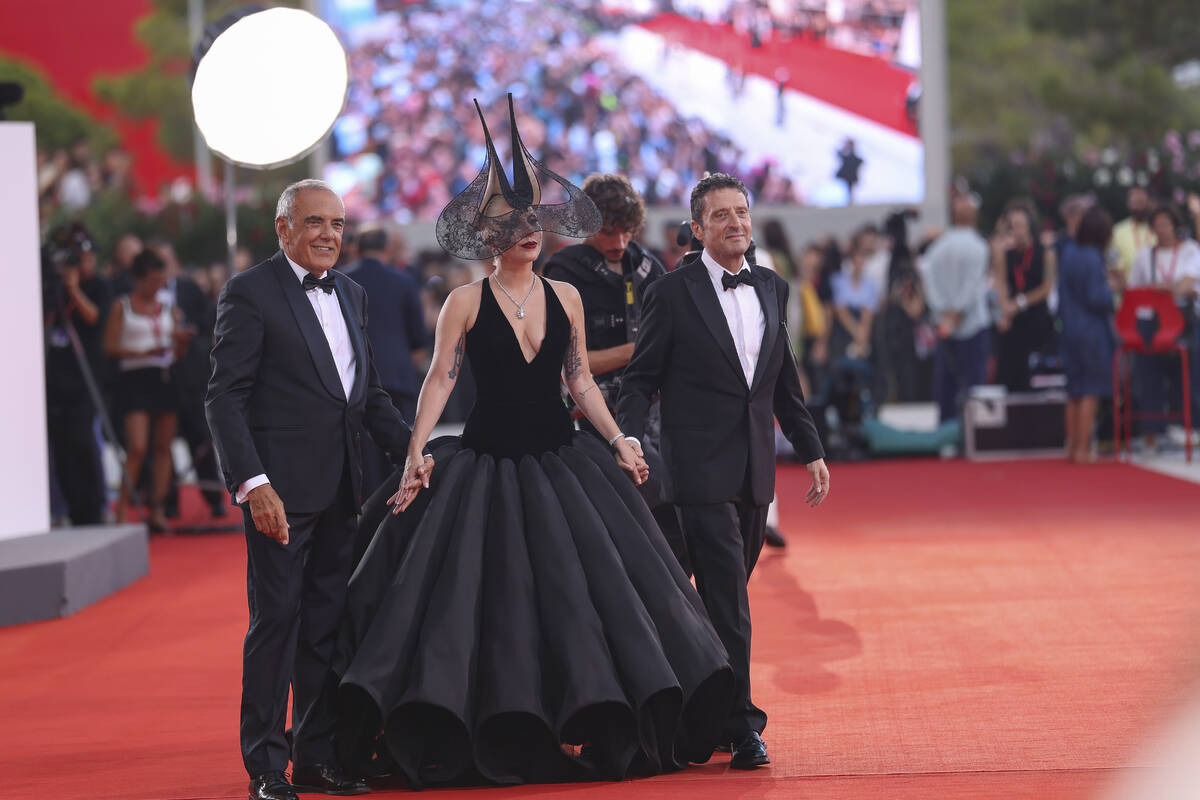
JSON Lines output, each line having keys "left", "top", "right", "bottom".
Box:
{"left": 448, "top": 332, "right": 465, "bottom": 380}
{"left": 564, "top": 324, "right": 583, "bottom": 379}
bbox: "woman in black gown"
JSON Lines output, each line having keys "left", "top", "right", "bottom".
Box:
{"left": 331, "top": 97, "right": 734, "bottom": 787}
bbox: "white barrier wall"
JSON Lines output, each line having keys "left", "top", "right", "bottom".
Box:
{"left": 0, "top": 123, "right": 50, "bottom": 540}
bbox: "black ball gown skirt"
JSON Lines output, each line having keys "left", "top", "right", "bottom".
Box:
{"left": 331, "top": 432, "right": 734, "bottom": 787}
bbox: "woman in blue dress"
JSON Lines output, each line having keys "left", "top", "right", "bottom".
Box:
{"left": 1057, "top": 205, "right": 1116, "bottom": 462}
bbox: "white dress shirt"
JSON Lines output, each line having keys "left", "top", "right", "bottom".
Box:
{"left": 236, "top": 256, "right": 358, "bottom": 503}
{"left": 702, "top": 249, "right": 765, "bottom": 387}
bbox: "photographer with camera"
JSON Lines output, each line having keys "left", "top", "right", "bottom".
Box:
{"left": 542, "top": 173, "right": 690, "bottom": 572}
{"left": 43, "top": 223, "right": 111, "bottom": 525}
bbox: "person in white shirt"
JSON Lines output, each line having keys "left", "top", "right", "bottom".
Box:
{"left": 619, "top": 173, "right": 829, "bottom": 770}
{"left": 205, "top": 179, "right": 415, "bottom": 800}
{"left": 923, "top": 195, "right": 992, "bottom": 421}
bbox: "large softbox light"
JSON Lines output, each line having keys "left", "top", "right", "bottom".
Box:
{"left": 191, "top": 6, "right": 348, "bottom": 169}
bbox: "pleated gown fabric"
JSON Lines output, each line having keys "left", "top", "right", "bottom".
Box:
{"left": 332, "top": 278, "right": 734, "bottom": 786}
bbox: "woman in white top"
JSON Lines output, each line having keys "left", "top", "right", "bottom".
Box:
{"left": 103, "top": 249, "right": 193, "bottom": 529}
{"left": 1129, "top": 206, "right": 1200, "bottom": 298}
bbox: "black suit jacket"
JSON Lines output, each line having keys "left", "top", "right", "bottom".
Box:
{"left": 617, "top": 261, "right": 823, "bottom": 507}
{"left": 205, "top": 252, "right": 411, "bottom": 514}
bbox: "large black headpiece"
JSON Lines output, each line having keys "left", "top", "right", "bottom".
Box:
{"left": 435, "top": 94, "right": 601, "bottom": 261}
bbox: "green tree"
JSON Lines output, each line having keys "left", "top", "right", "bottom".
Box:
{"left": 947, "top": 0, "right": 1200, "bottom": 174}
{"left": 92, "top": 0, "right": 298, "bottom": 164}
{"left": 0, "top": 56, "right": 118, "bottom": 152}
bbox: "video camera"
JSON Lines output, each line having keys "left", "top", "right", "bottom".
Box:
{"left": 42, "top": 222, "right": 96, "bottom": 314}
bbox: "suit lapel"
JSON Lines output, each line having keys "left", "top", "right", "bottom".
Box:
{"left": 333, "top": 271, "right": 368, "bottom": 403}
{"left": 749, "top": 267, "right": 779, "bottom": 393}
{"left": 683, "top": 263, "right": 747, "bottom": 388}
{"left": 272, "top": 253, "right": 345, "bottom": 400}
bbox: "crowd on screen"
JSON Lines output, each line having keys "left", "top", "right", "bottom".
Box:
{"left": 326, "top": 0, "right": 829, "bottom": 225}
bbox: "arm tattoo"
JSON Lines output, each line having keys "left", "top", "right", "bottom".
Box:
{"left": 578, "top": 382, "right": 597, "bottom": 400}
{"left": 448, "top": 332, "right": 465, "bottom": 380}
{"left": 564, "top": 324, "right": 583, "bottom": 379}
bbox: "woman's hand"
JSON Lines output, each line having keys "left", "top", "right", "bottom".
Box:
{"left": 811, "top": 337, "right": 829, "bottom": 365}
{"left": 613, "top": 438, "right": 648, "bottom": 486}
{"left": 388, "top": 451, "right": 435, "bottom": 514}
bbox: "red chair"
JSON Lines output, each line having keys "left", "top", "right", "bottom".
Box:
{"left": 1112, "top": 288, "right": 1192, "bottom": 462}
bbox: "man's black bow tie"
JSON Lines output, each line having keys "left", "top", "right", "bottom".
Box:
{"left": 722, "top": 269, "right": 755, "bottom": 291}
{"left": 302, "top": 273, "right": 336, "bottom": 294}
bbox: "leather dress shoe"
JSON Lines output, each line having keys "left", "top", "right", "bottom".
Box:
{"left": 290, "top": 763, "right": 370, "bottom": 796}
{"left": 730, "top": 731, "right": 770, "bottom": 769}
{"left": 764, "top": 525, "right": 786, "bottom": 548}
{"left": 249, "top": 771, "right": 298, "bottom": 800}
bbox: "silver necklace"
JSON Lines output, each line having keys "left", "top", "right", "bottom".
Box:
{"left": 491, "top": 273, "right": 537, "bottom": 319}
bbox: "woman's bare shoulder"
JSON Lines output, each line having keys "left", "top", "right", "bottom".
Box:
{"left": 543, "top": 276, "right": 582, "bottom": 307}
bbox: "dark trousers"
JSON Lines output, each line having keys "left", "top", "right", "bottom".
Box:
{"left": 47, "top": 402, "right": 105, "bottom": 525}
{"left": 676, "top": 499, "right": 769, "bottom": 739}
{"left": 240, "top": 477, "right": 357, "bottom": 777}
{"left": 933, "top": 328, "right": 990, "bottom": 422}
{"left": 640, "top": 438, "right": 690, "bottom": 576}
{"left": 1135, "top": 353, "right": 1182, "bottom": 435}
{"left": 361, "top": 390, "right": 415, "bottom": 499}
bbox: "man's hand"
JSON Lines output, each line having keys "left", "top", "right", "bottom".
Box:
{"left": 805, "top": 458, "right": 830, "bottom": 507}
{"left": 61, "top": 265, "right": 81, "bottom": 291}
{"left": 937, "top": 311, "right": 962, "bottom": 339}
{"left": 248, "top": 483, "right": 289, "bottom": 544}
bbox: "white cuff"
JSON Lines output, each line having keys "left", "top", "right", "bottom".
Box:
{"left": 235, "top": 474, "right": 269, "bottom": 504}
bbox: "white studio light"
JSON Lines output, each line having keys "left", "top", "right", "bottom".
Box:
{"left": 191, "top": 7, "right": 348, "bottom": 168}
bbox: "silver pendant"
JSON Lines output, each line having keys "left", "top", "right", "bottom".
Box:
{"left": 516, "top": 308, "right": 526, "bottom": 319}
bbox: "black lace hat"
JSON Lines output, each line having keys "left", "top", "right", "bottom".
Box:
{"left": 435, "top": 94, "right": 601, "bottom": 261}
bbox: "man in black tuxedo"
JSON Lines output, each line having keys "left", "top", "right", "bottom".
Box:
{"left": 206, "top": 180, "right": 417, "bottom": 800}
{"left": 617, "top": 173, "right": 830, "bottom": 769}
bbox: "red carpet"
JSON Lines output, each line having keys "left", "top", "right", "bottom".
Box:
{"left": 640, "top": 14, "right": 919, "bottom": 137}
{"left": 2, "top": 459, "right": 1199, "bottom": 800}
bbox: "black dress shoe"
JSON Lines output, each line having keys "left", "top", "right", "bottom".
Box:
{"left": 291, "top": 763, "right": 370, "bottom": 796}
{"left": 730, "top": 731, "right": 770, "bottom": 769}
{"left": 764, "top": 525, "right": 786, "bottom": 548}
{"left": 249, "top": 771, "right": 298, "bottom": 800}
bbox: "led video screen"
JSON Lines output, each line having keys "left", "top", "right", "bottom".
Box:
{"left": 321, "top": 0, "right": 923, "bottom": 224}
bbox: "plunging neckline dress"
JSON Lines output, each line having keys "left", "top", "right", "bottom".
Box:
{"left": 332, "top": 278, "right": 733, "bottom": 787}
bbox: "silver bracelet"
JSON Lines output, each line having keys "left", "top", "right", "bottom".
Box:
{"left": 623, "top": 436, "right": 641, "bottom": 450}
{"left": 607, "top": 432, "right": 625, "bottom": 448}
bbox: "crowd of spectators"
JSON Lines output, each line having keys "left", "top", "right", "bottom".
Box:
{"left": 782, "top": 185, "right": 1200, "bottom": 461}
{"left": 41, "top": 152, "right": 1200, "bottom": 526}
{"left": 326, "top": 0, "right": 829, "bottom": 225}
{"left": 669, "top": 0, "right": 915, "bottom": 60}
{"left": 36, "top": 140, "right": 135, "bottom": 221}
